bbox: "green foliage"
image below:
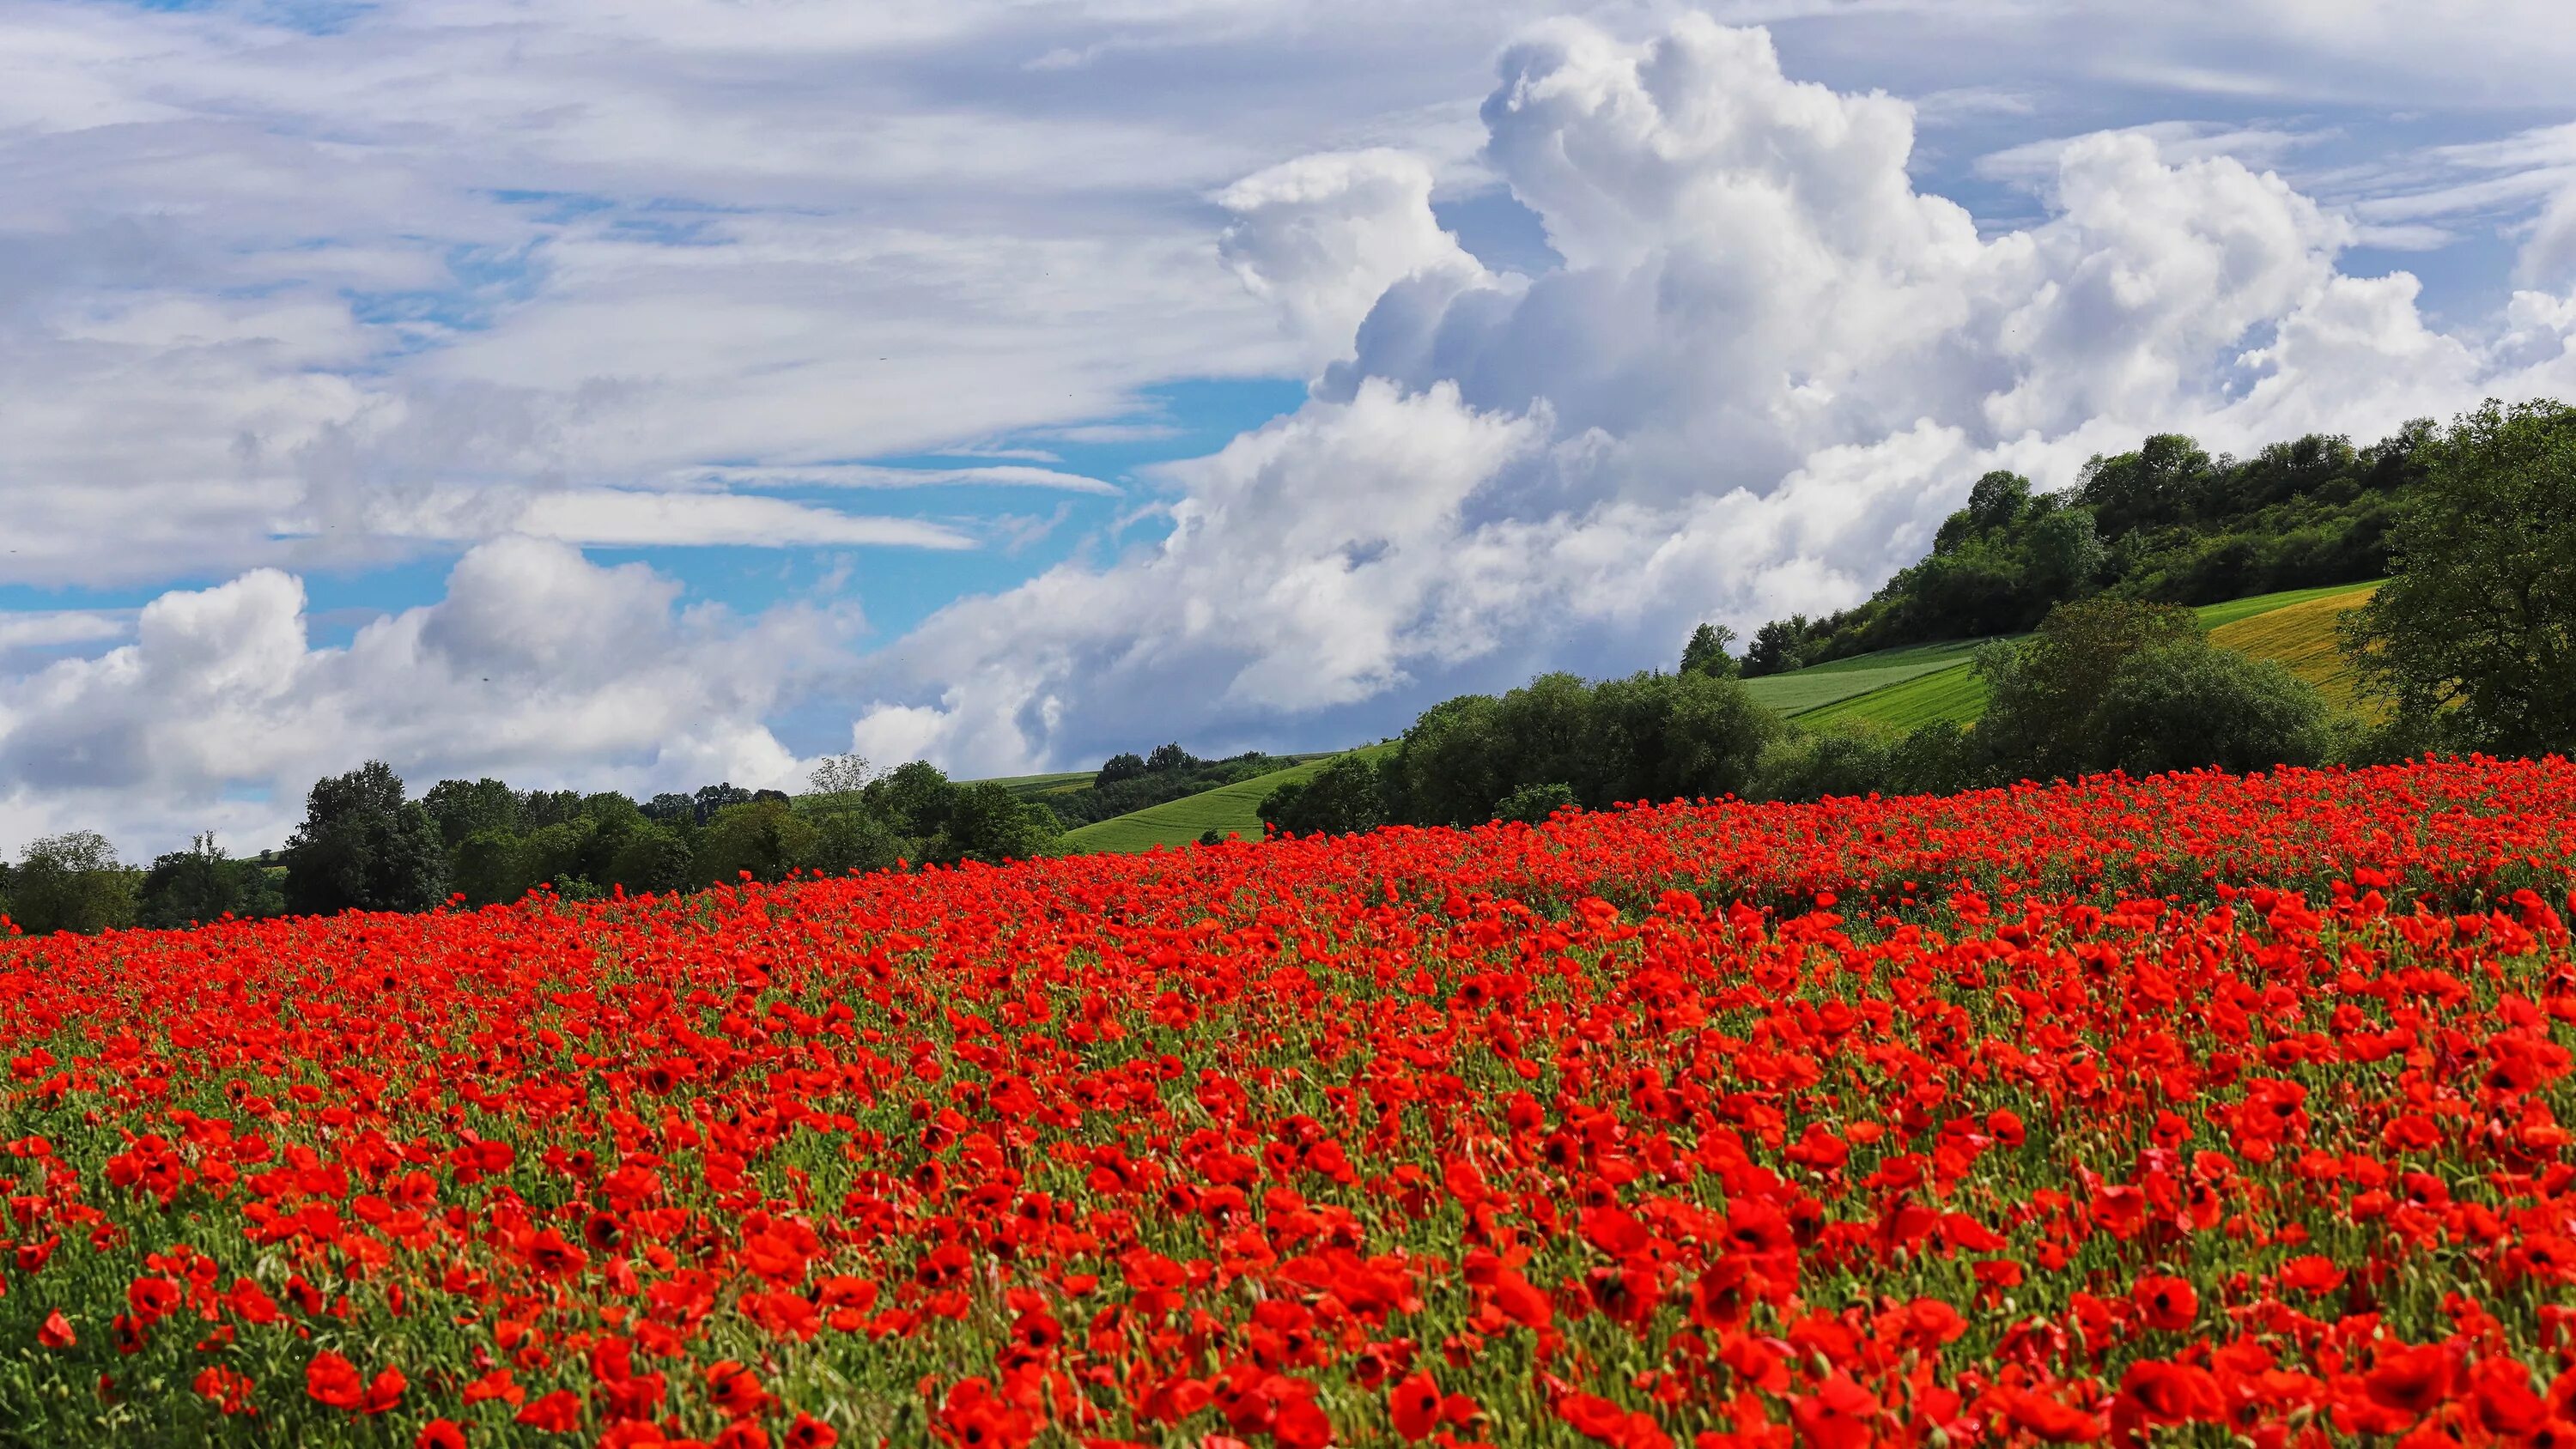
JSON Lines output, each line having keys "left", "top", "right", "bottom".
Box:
{"left": 2093, "top": 642, "right": 2329, "bottom": 777}
{"left": 1492, "top": 780, "right": 1577, "bottom": 825}
{"left": 1096, "top": 752, "right": 1148, "bottom": 786}
{"left": 940, "top": 782, "right": 1064, "bottom": 864}
{"left": 1975, "top": 599, "right": 2201, "bottom": 782}
{"left": 607, "top": 825, "right": 697, "bottom": 896}
{"left": 1751, "top": 721, "right": 1899, "bottom": 803}
{"left": 694, "top": 800, "right": 823, "bottom": 886}
{"left": 136, "top": 834, "right": 283, "bottom": 929}
{"left": 860, "top": 761, "right": 957, "bottom": 840}
{"left": 1384, "top": 670, "right": 1778, "bottom": 826}
{"left": 1680, "top": 622, "right": 1739, "bottom": 678}
{"left": 1978, "top": 599, "right": 2328, "bottom": 781}
{"left": 450, "top": 829, "right": 527, "bottom": 907}
{"left": 805, "top": 752, "right": 874, "bottom": 796}
{"left": 2341, "top": 398, "right": 2576, "bottom": 754}
{"left": 421, "top": 778, "right": 520, "bottom": 848}
{"left": 283, "top": 761, "right": 448, "bottom": 916}
{"left": 1258, "top": 755, "right": 1392, "bottom": 836}
{"left": 809, "top": 811, "right": 903, "bottom": 877}
{"left": 4, "top": 831, "right": 137, "bottom": 936}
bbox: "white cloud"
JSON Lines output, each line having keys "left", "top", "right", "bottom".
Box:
{"left": 680, "top": 464, "right": 1121, "bottom": 495}
{"left": 14, "top": 1, "right": 2576, "bottom": 850}
{"left": 841, "top": 14, "right": 2576, "bottom": 776}
{"left": 0, "top": 538, "right": 839, "bottom": 856}
{"left": 1218, "top": 149, "right": 1492, "bottom": 366}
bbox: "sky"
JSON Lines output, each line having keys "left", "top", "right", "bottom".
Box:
{"left": 9, "top": 0, "right": 2576, "bottom": 857}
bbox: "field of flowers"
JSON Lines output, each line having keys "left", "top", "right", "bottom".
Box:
{"left": 3, "top": 756, "right": 2575, "bottom": 1447}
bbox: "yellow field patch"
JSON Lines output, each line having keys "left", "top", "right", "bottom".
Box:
{"left": 2207, "top": 583, "right": 2379, "bottom": 709}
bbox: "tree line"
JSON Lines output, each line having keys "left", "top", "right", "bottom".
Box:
{"left": 1739, "top": 420, "right": 2424, "bottom": 675}
{"left": 0, "top": 758, "right": 1068, "bottom": 937}
{"left": 1261, "top": 398, "right": 2576, "bottom": 835}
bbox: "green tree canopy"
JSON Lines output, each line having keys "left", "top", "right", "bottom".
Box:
{"left": 6, "top": 831, "right": 137, "bottom": 936}
{"left": 2341, "top": 398, "right": 2576, "bottom": 754}
{"left": 1260, "top": 756, "right": 1392, "bottom": 836}
{"left": 282, "top": 761, "right": 449, "bottom": 916}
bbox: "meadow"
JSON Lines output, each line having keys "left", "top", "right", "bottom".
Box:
{"left": 3, "top": 756, "right": 2573, "bottom": 1446}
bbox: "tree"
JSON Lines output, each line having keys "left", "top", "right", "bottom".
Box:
{"left": 1145, "top": 743, "right": 1194, "bottom": 773}
{"left": 1975, "top": 598, "right": 2201, "bottom": 781}
{"left": 137, "top": 834, "right": 281, "bottom": 929}
{"left": 2081, "top": 433, "right": 2213, "bottom": 536}
{"left": 1260, "top": 756, "right": 1390, "bottom": 836}
{"left": 282, "top": 761, "right": 449, "bottom": 916}
{"left": 1752, "top": 721, "right": 1896, "bottom": 803}
{"left": 422, "top": 779, "right": 520, "bottom": 848}
{"left": 7, "top": 832, "right": 137, "bottom": 936}
{"left": 519, "top": 789, "right": 586, "bottom": 831}
{"left": 1743, "top": 615, "right": 1811, "bottom": 677}
{"left": 2341, "top": 398, "right": 2576, "bottom": 754}
{"left": 1095, "top": 753, "right": 1148, "bottom": 786}
{"left": 694, "top": 800, "right": 822, "bottom": 885}
{"left": 2094, "top": 642, "right": 2327, "bottom": 777}
{"left": 811, "top": 810, "right": 904, "bottom": 876}
{"left": 806, "top": 753, "right": 874, "bottom": 796}
{"left": 1492, "top": 780, "right": 1576, "bottom": 825}
{"left": 450, "top": 829, "right": 528, "bottom": 907}
{"left": 941, "top": 784, "right": 1063, "bottom": 864}
{"left": 1680, "top": 622, "right": 1740, "bottom": 678}
{"left": 608, "top": 825, "right": 696, "bottom": 895}
{"left": 862, "top": 762, "right": 957, "bottom": 840}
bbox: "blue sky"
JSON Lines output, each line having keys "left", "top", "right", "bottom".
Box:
{"left": 8, "top": 0, "right": 2576, "bottom": 852}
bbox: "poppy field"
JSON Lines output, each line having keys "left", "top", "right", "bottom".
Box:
{"left": 3, "top": 756, "right": 2576, "bottom": 1448}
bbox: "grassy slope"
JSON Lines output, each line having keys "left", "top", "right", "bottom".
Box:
{"left": 1803, "top": 580, "right": 2385, "bottom": 730}
{"left": 2206, "top": 584, "right": 2380, "bottom": 707}
{"left": 1063, "top": 746, "right": 1395, "bottom": 854}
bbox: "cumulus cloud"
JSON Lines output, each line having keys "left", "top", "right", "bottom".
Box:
{"left": 844, "top": 14, "right": 2576, "bottom": 777}
{"left": 1218, "top": 149, "right": 1492, "bottom": 367}
{"left": 16, "top": 1, "right": 2576, "bottom": 851}
{"left": 0, "top": 538, "right": 837, "bottom": 855}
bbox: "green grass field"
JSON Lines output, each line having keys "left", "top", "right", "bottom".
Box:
{"left": 1061, "top": 746, "right": 1394, "bottom": 854}
{"left": 1787, "top": 579, "right": 2387, "bottom": 731}
{"left": 1742, "top": 652, "right": 1982, "bottom": 716}
{"left": 973, "top": 769, "right": 1100, "bottom": 799}
{"left": 1802, "top": 660, "right": 1993, "bottom": 728}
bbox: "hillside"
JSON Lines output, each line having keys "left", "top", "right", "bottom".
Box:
{"left": 2206, "top": 584, "right": 2381, "bottom": 709}
{"left": 1061, "top": 745, "right": 1394, "bottom": 854}
{"left": 1790, "top": 580, "right": 2383, "bottom": 730}
{"left": 1054, "top": 581, "right": 2386, "bottom": 852}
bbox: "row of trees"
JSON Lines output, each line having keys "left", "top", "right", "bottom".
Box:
{"left": 1263, "top": 398, "right": 2576, "bottom": 834}
{"left": 2, "top": 755, "right": 1070, "bottom": 935}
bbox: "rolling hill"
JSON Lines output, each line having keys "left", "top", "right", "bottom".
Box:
{"left": 1060, "top": 745, "right": 1395, "bottom": 854}
{"left": 1054, "top": 581, "right": 2388, "bottom": 853}
{"left": 1795, "top": 580, "right": 2384, "bottom": 730}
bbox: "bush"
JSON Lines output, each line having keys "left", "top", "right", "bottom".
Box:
{"left": 2093, "top": 641, "right": 2329, "bottom": 776}
{"left": 1751, "top": 721, "right": 1897, "bottom": 803}
{"left": 607, "top": 825, "right": 697, "bottom": 895}
{"left": 1493, "top": 780, "right": 1577, "bottom": 825}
